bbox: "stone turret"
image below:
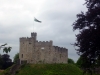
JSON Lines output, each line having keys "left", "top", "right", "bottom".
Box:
{"left": 31, "top": 32, "right": 37, "bottom": 40}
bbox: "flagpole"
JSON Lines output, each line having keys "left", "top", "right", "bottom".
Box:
{"left": 33, "top": 18, "right": 34, "bottom": 32}
{"left": 33, "top": 17, "right": 41, "bottom": 32}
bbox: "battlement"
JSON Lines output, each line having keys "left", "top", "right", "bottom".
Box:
{"left": 31, "top": 32, "right": 37, "bottom": 37}
{"left": 53, "top": 46, "right": 68, "bottom": 52}
{"left": 37, "top": 40, "right": 52, "bottom": 43}
{"left": 20, "top": 37, "right": 32, "bottom": 39}
{"left": 20, "top": 32, "right": 37, "bottom": 42}
{"left": 20, "top": 37, "right": 27, "bottom": 41}
{"left": 36, "top": 40, "right": 53, "bottom": 46}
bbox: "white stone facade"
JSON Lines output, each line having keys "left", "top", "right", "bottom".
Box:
{"left": 19, "top": 32, "right": 68, "bottom": 64}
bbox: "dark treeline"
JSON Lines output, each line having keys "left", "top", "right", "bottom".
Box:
{"left": 0, "top": 54, "right": 13, "bottom": 69}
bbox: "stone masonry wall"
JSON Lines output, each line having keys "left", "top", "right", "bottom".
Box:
{"left": 19, "top": 32, "right": 68, "bottom": 64}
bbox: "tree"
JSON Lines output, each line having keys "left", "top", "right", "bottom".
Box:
{"left": 68, "top": 58, "right": 75, "bottom": 64}
{"left": 76, "top": 56, "right": 87, "bottom": 68}
{"left": 72, "top": 0, "right": 100, "bottom": 75}
{"left": 0, "top": 54, "right": 3, "bottom": 68}
{"left": 0, "top": 43, "right": 13, "bottom": 69}
{"left": 76, "top": 57, "right": 82, "bottom": 68}
{"left": 0, "top": 54, "right": 13, "bottom": 69}
{"left": 0, "top": 43, "right": 12, "bottom": 54}
{"left": 13, "top": 53, "right": 19, "bottom": 63}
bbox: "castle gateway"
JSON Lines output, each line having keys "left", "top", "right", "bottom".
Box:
{"left": 19, "top": 32, "right": 68, "bottom": 64}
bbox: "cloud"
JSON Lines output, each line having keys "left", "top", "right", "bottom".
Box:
{"left": 0, "top": 0, "right": 87, "bottom": 62}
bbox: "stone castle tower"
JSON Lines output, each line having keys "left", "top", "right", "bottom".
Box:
{"left": 19, "top": 32, "right": 68, "bottom": 64}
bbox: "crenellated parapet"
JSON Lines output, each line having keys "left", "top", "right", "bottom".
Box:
{"left": 20, "top": 37, "right": 33, "bottom": 42}
{"left": 20, "top": 37, "right": 27, "bottom": 42}
{"left": 36, "top": 40, "right": 53, "bottom": 46}
{"left": 53, "top": 46, "right": 68, "bottom": 52}
{"left": 31, "top": 32, "right": 37, "bottom": 37}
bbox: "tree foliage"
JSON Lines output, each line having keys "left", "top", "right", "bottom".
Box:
{"left": 0, "top": 43, "right": 12, "bottom": 54}
{"left": 13, "top": 53, "right": 19, "bottom": 63}
{"left": 3, "top": 47, "right": 11, "bottom": 53}
{"left": 76, "top": 56, "right": 88, "bottom": 68}
{"left": 68, "top": 58, "right": 75, "bottom": 64}
{"left": 0, "top": 54, "right": 3, "bottom": 68}
{"left": 0, "top": 54, "right": 13, "bottom": 69}
{"left": 73, "top": 0, "right": 100, "bottom": 74}
{"left": 76, "top": 57, "right": 82, "bottom": 68}
{"left": 0, "top": 43, "right": 13, "bottom": 69}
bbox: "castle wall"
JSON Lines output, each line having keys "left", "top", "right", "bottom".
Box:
{"left": 19, "top": 32, "right": 68, "bottom": 64}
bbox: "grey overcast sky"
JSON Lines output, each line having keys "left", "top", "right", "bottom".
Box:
{"left": 0, "top": 0, "right": 87, "bottom": 62}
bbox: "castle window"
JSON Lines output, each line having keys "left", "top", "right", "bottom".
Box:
{"left": 29, "top": 43, "right": 31, "bottom": 44}
{"left": 22, "top": 54, "right": 23, "bottom": 58}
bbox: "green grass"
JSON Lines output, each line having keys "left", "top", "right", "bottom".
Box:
{"left": 0, "top": 64, "right": 100, "bottom": 75}
{"left": 0, "top": 67, "right": 11, "bottom": 75}
{"left": 15, "top": 64, "right": 82, "bottom": 75}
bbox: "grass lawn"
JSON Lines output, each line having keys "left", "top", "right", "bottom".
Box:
{"left": 0, "top": 64, "right": 100, "bottom": 75}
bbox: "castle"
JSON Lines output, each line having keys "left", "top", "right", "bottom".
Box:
{"left": 19, "top": 32, "right": 68, "bottom": 64}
